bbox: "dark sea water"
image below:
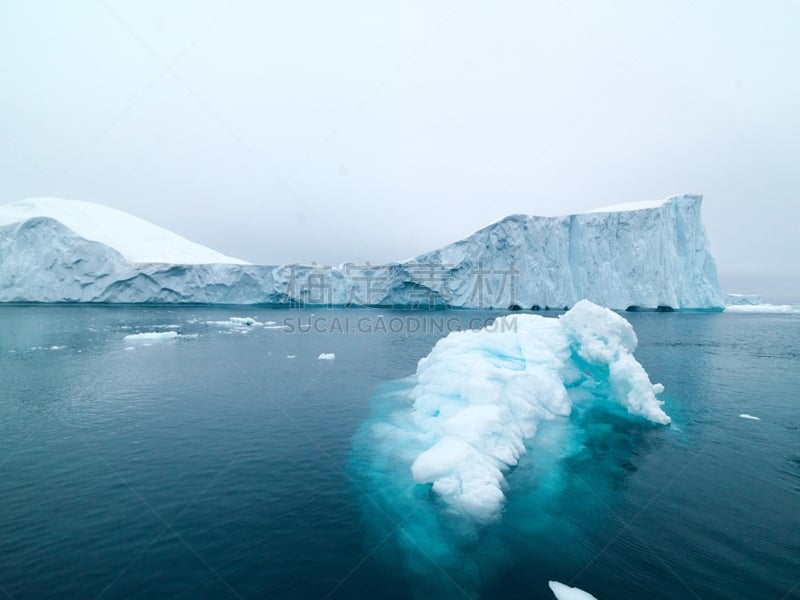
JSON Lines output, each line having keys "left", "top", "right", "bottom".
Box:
{"left": 0, "top": 306, "right": 798, "bottom": 599}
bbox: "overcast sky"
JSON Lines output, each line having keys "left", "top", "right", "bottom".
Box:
{"left": 1, "top": 1, "right": 798, "bottom": 301}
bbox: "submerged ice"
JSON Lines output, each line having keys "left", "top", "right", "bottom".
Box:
{"left": 347, "top": 302, "right": 671, "bottom": 595}
{"left": 400, "top": 300, "right": 669, "bottom": 522}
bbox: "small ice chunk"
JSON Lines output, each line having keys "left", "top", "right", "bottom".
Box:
{"left": 318, "top": 353, "right": 336, "bottom": 360}
{"left": 125, "top": 346, "right": 135, "bottom": 351}
{"left": 548, "top": 581, "right": 598, "bottom": 600}
{"left": 206, "top": 316, "right": 270, "bottom": 333}
{"left": 287, "top": 355, "right": 297, "bottom": 359}
{"left": 739, "top": 414, "right": 760, "bottom": 420}
{"left": 206, "top": 317, "right": 262, "bottom": 327}
{"left": 230, "top": 317, "right": 260, "bottom": 326}
{"left": 123, "top": 331, "right": 179, "bottom": 341}
{"left": 49, "top": 345, "right": 65, "bottom": 350}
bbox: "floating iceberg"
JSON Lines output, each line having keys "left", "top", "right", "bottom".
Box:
{"left": 724, "top": 304, "right": 800, "bottom": 314}
{"left": 408, "top": 300, "right": 668, "bottom": 521}
{"left": 723, "top": 293, "right": 800, "bottom": 313}
{"left": 0, "top": 195, "right": 722, "bottom": 309}
{"left": 350, "top": 301, "right": 669, "bottom": 594}
{"left": 724, "top": 293, "right": 763, "bottom": 306}
{"left": 367, "top": 300, "right": 669, "bottom": 524}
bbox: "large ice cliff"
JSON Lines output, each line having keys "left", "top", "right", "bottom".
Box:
{"left": 0, "top": 194, "right": 722, "bottom": 308}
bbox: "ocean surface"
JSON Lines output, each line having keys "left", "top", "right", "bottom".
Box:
{"left": 0, "top": 306, "right": 798, "bottom": 599}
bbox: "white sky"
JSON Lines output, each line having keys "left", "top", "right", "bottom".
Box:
{"left": 1, "top": 1, "right": 798, "bottom": 301}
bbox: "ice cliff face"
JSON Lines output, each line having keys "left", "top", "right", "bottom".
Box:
{"left": 0, "top": 218, "right": 133, "bottom": 302}
{"left": 0, "top": 194, "right": 723, "bottom": 308}
{"left": 416, "top": 193, "right": 722, "bottom": 309}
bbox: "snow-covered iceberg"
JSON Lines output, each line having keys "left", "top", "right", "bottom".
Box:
{"left": 0, "top": 194, "right": 722, "bottom": 308}
{"left": 0, "top": 197, "right": 247, "bottom": 265}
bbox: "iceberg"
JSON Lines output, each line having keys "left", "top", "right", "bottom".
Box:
{"left": 722, "top": 293, "right": 800, "bottom": 313}
{"left": 350, "top": 301, "right": 668, "bottom": 595}
{"left": 0, "top": 194, "right": 722, "bottom": 308}
{"left": 402, "top": 300, "right": 668, "bottom": 522}
{"left": 0, "top": 197, "right": 247, "bottom": 265}
{"left": 724, "top": 303, "right": 800, "bottom": 314}
{"left": 724, "top": 293, "right": 763, "bottom": 306}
